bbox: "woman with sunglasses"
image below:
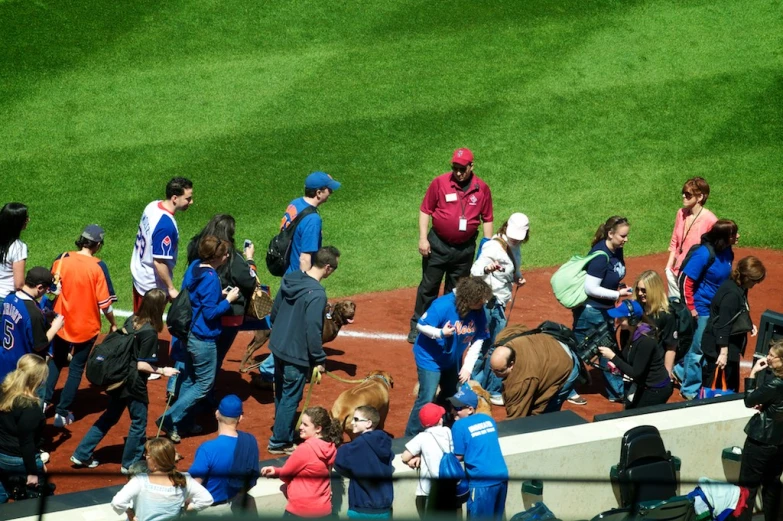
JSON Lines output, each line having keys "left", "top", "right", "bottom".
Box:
{"left": 701, "top": 256, "right": 766, "bottom": 393}
{"left": 673, "top": 219, "right": 739, "bottom": 400}
{"left": 665, "top": 178, "right": 717, "bottom": 298}
{"left": 633, "top": 271, "right": 679, "bottom": 378}
{"left": 156, "top": 235, "right": 241, "bottom": 443}
{"left": 737, "top": 340, "right": 783, "bottom": 521}
{"left": 598, "top": 300, "right": 673, "bottom": 409}
{"left": 570, "top": 216, "right": 634, "bottom": 405}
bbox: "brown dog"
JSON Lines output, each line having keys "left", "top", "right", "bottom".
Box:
{"left": 330, "top": 370, "right": 393, "bottom": 440}
{"left": 240, "top": 300, "right": 356, "bottom": 373}
{"left": 411, "top": 379, "right": 492, "bottom": 416}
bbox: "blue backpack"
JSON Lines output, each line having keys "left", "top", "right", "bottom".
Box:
{"left": 427, "top": 432, "right": 469, "bottom": 502}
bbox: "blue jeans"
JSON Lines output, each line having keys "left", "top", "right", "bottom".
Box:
{"left": 674, "top": 315, "right": 709, "bottom": 399}
{"left": 73, "top": 394, "right": 147, "bottom": 469}
{"left": 0, "top": 452, "right": 44, "bottom": 503}
{"left": 166, "top": 360, "right": 188, "bottom": 395}
{"left": 573, "top": 305, "right": 624, "bottom": 401}
{"left": 467, "top": 482, "right": 508, "bottom": 521}
{"left": 159, "top": 333, "right": 217, "bottom": 432}
{"left": 543, "top": 351, "right": 581, "bottom": 413}
{"left": 269, "top": 358, "right": 308, "bottom": 449}
{"left": 45, "top": 335, "right": 97, "bottom": 416}
{"left": 471, "top": 306, "right": 505, "bottom": 397}
{"left": 404, "top": 365, "right": 459, "bottom": 437}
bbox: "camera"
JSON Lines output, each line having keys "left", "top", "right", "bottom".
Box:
{"left": 574, "top": 321, "right": 616, "bottom": 363}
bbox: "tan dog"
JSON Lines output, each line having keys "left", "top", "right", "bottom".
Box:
{"left": 240, "top": 300, "right": 356, "bottom": 373}
{"left": 330, "top": 370, "right": 393, "bottom": 440}
{"left": 411, "top": 379, "right": 493, "bottom": 416}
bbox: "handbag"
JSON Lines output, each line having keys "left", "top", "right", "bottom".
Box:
{"left": 246, "top": 276, "right": 273, "bottom": 319}
{"left": 698, "top": 369, "right": 736, "bottom": 399}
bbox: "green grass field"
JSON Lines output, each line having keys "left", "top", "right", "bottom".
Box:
{"left": 1, "top": 0, "right": 781, "bottom": 309}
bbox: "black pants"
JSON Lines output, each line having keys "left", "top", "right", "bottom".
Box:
{"left": 702, "top": 358, "right": 741, "bottom": 393}
{"left": 737, "top": 437, "right": 783, "bottom": 521}
{"left": 628, "top": 381, "right": 673, "bottom": 410}
{"left": 411, "top": 229, "right": 476, "bottom": 326}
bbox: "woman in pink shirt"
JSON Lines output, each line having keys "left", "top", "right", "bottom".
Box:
{"left": 665, "top": 178, "right": 718, "bottom": 298}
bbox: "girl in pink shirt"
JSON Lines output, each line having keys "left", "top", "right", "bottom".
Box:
{"left": 665, "top": 177, "right": 718, "bottom": 297}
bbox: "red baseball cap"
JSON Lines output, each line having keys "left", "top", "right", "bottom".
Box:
{"left": 419, "top": 403, "right": 446, "bottom": 428}
{"left": 452, "top": 148, "right": 474, "bottom": 166}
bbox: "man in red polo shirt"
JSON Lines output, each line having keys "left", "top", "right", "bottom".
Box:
{"left": 407, "top": 148, "right": 494, "bottom": 343}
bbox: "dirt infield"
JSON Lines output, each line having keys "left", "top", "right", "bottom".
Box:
{"left": 42, "top": 248, "right": 783, "bottom": 495}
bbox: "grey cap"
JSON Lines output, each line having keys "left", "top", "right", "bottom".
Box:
{"left": 81, "top": 224, "right": 105, "bottom": 243}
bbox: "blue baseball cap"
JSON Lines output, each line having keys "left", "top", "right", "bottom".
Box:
{"left": 218, "top": 394, "right": 243, "bottom": 418}
{"left": 607, "top": 299, "right": 644, "bottom": 320}
{"left": 447, "top": 387, "right": 479, "bottom": 409}
{"left": 305, "top": 171, "right": 341, "bottom": 191}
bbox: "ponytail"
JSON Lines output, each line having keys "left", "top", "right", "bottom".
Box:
{"left": 303, "top": 406, "right": 343, "bottom": 446}
{"left": 592, "top": 216, "right": 629, "bottom": 247}
{"left": 169, "top": 469, "right": 187, "bottom": 489}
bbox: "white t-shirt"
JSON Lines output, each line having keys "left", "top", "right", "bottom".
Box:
{"left": 0, "top": 240, "right": 28, "bottom": 299}
{"left": 404, "top": 425, "right": 453, "bottom": 496}
{"left": 130, "top": 201, "right": 180, "bottom": 294}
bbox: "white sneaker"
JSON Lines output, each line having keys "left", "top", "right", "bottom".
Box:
{"left": 39, "top": 451, "right": 50, "bottom": 464}
{"left": 54, "top": 412, "right": 74, "bottom": 428}
{"left": 70, "top": 455, "right": 99, "bottom": 468}
{"left": 148, "top": 373, "right": 162, "bottom": 381}
{"left": 490, "top": 395, "right": 504, "bottom": 406}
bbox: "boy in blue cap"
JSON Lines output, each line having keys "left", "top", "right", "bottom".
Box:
{"left": 189, "top": 394, "right": 260, "bottom": 514}
{"left": 448, "top": 387, "right": 508, "bottom": 521}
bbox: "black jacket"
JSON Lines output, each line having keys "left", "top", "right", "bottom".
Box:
{"left": 613, "top": 324, "right": 670, "bottom": 389}
{"left": 268, "top": 271, "right": 327, "bottom": 367}
{"left": 187, "top": 236, "right": 256, "bottom": 317}
{"left": 334, "top": 430, "right": 395, "bottom": 513}
{"left": 701, "top": 279, "right": 748, "bottom": 362}
{"left": 744, "top": 373, "right": 783, "bottom": 445}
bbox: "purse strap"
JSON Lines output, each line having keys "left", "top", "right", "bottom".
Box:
{"left": 712, "top": 368, "right": 727, "bottom": 391}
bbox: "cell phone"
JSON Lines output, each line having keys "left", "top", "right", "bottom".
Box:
{"left": 244, "top": 239, "right": 253, "bottom": 248}
{"left": 224, "top": 286, "right": 235, "bottom": 292}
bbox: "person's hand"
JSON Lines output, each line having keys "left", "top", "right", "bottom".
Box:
{"left": 51, "top": 314, "right": 65, "bottom": 332}
{"left": 168, "top": 287, "right": 179, "bottom": 300}
{"left": 717, "top": 351, "right": 728, "bottom": 370}
{"left": 458, "top": 365, "right": 472, "bottom": 384}
{"left": 315, "top": 364, "right": 326, "bottom": 374}
{"left": 751, "top": 358, "right": 768, "bottom": 377}
{"left": 162, "top": 367, "right": 179, "bottom": 377}
{"left": 244, "top": 243, "right": 255, "bottom": 260}
{"left": 109, "top": 324, "right": 118, "bottom": 333}
{"left": 27, "top": 474, "right": 39, "bottom": 486}
{"left": 752, "top": 324, "right": 758, "bottom": 337}
{"left": 617, "top": 287, "right": 633, "bottom": 299}
{"left": 225, "top": 287, "right": 241, "bottom": 303}
{"left": 261, "top": 466, "right": 276, "bottom": 477}
{"left": 441, "top": 322, "right": 455, "bottom": 338}
{"left": 690, "top": 308, "right": 698, "bottom": 318}
{"left": 517, "top": 277, "right": 527, "bottom": 286}
{"left": 418, "top": 238, "right": 431, "bottom": 257}
{"left": 483, "top": 262, "right": 502, "bottom": 274}
{"left": 406, "top": 456, "right": 421, "bottom": 469}
{"left": 597, "top": 346, "right": 615, "bottom": 360}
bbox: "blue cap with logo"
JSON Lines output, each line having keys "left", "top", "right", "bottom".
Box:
{"left": 607, "top": 299, "right": 644, "bottom": 320}
{"left": 447, "top": 387, "right": 479, "bottom": 409}
{"left": 305, "top": 171, "right": 341, "bottom": 191}
{"left": 218, "top": 394, "right": 243, "bottom": 418}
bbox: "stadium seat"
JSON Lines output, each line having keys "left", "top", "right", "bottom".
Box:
{"left": 612, "top": 426, "right": 678, "bottom": 508}
{"left": 591, "top": 495, "right": 695, "bottom": 521}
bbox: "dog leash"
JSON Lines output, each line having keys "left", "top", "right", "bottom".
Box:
{"left": 156, "top": 390, "right": 176, "bottom": 439}
{"left": 505, "top": 284, "right": 522, "bottom": 323}
{"left": 295, "top": 367, "right": 323, "bottom": 430}
{"left": 322, "top": 371, "right": 366, "bottom": 385}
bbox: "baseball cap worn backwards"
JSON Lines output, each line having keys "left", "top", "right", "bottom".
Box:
{"left": 81, "top": 224, "right": 105, "bottom": 243}
{"left": 419, "top": 403, "right": 446, "bottom": 428}
{"left": 451, "top": 148, "right": 474, "bottom": 166}
{"left": 26, "top": 266, "right": 54, "bottom": 288}
{"left": 218, "top": 394, "right": 243, "bottom": 418}
{"left": 305, "top": 171, "right": 341, "bottom": 191}
{"left": 447, "top": 387, "right": 479, "bottom": 409}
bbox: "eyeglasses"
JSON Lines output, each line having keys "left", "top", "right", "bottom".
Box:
{"left": 352, "top": 417, "right": 370, "bottom": 423}
{"left": 452, "top": 165, "right": 468, "bottom": 174}
{"left": 682, "top": 191, "right": 694, "bottom": 198}
{"left": 636, "top": 288, "right": 647, "bottom": 294}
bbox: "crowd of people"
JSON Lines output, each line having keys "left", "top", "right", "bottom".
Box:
{"left": 0, "top": 150, "right": 779, "bottom": 520}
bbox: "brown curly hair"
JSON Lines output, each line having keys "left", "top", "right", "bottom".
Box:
{"left": 455, "top": 277, "right": 493, "bottom": 318}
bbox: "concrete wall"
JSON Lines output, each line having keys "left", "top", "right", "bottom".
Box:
{"left": 8, "top": 400, "right": 755, "bottom": 521}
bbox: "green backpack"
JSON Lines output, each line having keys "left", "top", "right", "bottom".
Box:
{"left": 550, "top": 250, "right": 610, "bottom": 308}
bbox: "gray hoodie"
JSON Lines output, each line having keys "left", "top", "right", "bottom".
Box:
{"left": 268, "top": 270, "right": 327, "bottom": 367}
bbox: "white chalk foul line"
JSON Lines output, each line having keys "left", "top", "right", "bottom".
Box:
{"left": 113, "top": 308, "right": 409, "bottom": 341}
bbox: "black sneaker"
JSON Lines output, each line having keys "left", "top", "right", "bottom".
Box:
{"left": 407, "top": 324, "right": 418, "bottom": 344}
{"left": 267, "top": 444, "right": 296, "bottom": 455}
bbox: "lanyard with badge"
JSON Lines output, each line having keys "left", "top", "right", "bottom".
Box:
{"left": 445, "top": 189, "right": 469, "bottom": 231}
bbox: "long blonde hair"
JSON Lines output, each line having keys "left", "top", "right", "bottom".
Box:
{"left": 633, "top": 270, "right": 669, "bottom": 316}
{"left": 0, "top": 354, "right": 49, "bottom": 412}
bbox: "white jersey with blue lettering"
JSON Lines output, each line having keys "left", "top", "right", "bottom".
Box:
{"left": 131, "top": 201, "right": 179, "bottom": 294}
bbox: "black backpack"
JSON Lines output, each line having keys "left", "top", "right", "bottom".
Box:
{"left": 166, "top": 288, "right": 192, "bottom": 341}
{"left": 677, "top": 241, "right": 716, "bottom": 297}
{"left": 86, "top": 328, "right": 137, "bottom": 390}
{"left": 265, "top": 206, "right": 318, "bottom": 277}
{"left": 667, "top": 297, "right": 695, "bottom": 362}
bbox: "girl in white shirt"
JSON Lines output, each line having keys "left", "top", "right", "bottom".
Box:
{"left": 111, "top": 437, "right": 212, "bottom": 521}
{"left": 0, "top": 203, "right": 29, "bottom": 300}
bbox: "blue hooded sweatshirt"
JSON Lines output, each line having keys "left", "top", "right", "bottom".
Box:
{"left": 334, "top": 429, "right": 395, "bottom": 513}
{"left": 183, "top": 260, "right": 231, "bottom": 340}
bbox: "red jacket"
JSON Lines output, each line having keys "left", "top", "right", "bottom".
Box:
{"left": 272, "top": 437, "right": 337, "bottom": 517}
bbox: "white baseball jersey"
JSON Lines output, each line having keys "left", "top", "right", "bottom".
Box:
{"left": 131, "top": 201, "right": 179, "bottom": 294}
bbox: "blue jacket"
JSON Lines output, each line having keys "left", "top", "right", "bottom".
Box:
{"left": 334, "top": 430, "right": 394, "bottom": 513}
{"left": 184, "top": 261, "right": 231, "bottom": 340}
